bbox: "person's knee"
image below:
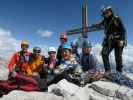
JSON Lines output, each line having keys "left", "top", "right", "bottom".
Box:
{"left": 115, "top": 55, "right": 122, "bottom": 63}
{"left": 101, "top": 50, "right": 107, "bottom": 58}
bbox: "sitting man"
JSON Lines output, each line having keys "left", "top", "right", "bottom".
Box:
{"left": 47, "top": 44, "right": 82, "bottom": 86}
{"left": 57, "top": 33, "right": 68, "bottom": 65}
{"left": 71, "top": 41, "right": 80, "bottom": 63}
{"left": 26, "top": 47, "right": 47, "bottom": 91}
{"left": 8, "top": 40, "right": 32, "bottom": 75}
{"left": 80, "top": 41, "right": 105, "bottom": 83}
{"left": 26, "top": 47, "right": 45, "bottom": 77}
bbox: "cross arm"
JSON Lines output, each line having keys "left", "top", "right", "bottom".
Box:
{"left": 66, "top": 25, "right": 104, "bottom": 35}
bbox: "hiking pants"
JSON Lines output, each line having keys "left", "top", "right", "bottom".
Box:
{"left": 101, "top": 39, "right": 124, "bottom": 72}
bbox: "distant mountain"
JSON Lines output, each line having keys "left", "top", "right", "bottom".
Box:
{"left": 93, "top": 44, "right": 133, "bottom": 73}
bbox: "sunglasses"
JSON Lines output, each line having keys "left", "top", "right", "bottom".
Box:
{"left": 103, "top": 10, "right": 111, "bottom": 15}
{"left": 48, "top": 51, "right": 56, "bottom": 54}
{"left": 34, "top": 52, "right": 41, "bottom": 54}
{"left": 21, "top": 45, "right": 29, "bottom": 49}
{"left": 60, "top": 38, "right": 65, "bottom": 40}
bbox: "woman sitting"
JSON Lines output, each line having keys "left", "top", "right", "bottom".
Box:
{"left": 47, "top": 44, "right": 82, "bottom": 86}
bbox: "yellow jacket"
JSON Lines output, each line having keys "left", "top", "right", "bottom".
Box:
{"left": 26, "top": 55, "right": 45, "bottom": 76}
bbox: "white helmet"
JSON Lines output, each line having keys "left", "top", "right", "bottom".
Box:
{"left": 101, "top": 6, "right": 113, "bottom": 16}
{"left": 48, "top": 47, "right": 56, "bottom": 53}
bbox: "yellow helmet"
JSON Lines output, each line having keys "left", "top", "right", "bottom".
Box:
{"left": 21, "top": 40, "right": 29, "bottom": 46}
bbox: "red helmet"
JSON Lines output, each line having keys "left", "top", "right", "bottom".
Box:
{"left": 60, "top": 33, "right": 68, "bottom": 42}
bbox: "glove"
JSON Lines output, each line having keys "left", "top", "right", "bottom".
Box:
{"left": 119, "top": 40, "right": 124, "bottom": 47}
{"left": 9, "top": 71, "right": 17, "bottom": 78}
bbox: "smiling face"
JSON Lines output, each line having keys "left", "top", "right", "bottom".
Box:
{"left": 21, "top": 45, "right": 29, "bottom": 53}
{"left": 49, "top": 51, "right": 56, "bottom": 59}
{"left": 62, "top": 49, "right": 71, "bottom": 60}
{"left": 83, "top": 47, "right": 92, "bottom": 54}
{"left": 34, "top": 52, "right": 41, "bottom": 58}
{"left": 60, "top": 38, "right": 66, "bottom": 44}
{"left": 104, "top": 10, "right": 112, "bottom": 18}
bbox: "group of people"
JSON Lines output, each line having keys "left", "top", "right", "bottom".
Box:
{"left": 0, "top": 6, "right": 128, "bottom": 97}
{"left": 0, "top": 34, "right": 105, "bottom": 96}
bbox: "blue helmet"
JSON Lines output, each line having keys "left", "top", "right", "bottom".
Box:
{"left": 71, "top": 41, "right": 78, "bottom": 47}
{"left": 82, "top": 41, "right": 92, "bottom": 48}
{"left": 62, "top": 43, "right": 72, "bottom": 50}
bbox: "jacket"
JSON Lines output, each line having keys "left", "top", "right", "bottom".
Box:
{"left": 26, "top": 55, "right": 45, "bottom": 76}
{"left": 8, "top": 51, "right": 32, "bottom": 74}
{"left": 81, "top": 53, "right": 98, "bottom": 72}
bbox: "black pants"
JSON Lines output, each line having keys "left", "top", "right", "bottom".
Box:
{"left": 33, "top": 76, "right": 47, "bottom": 91}
{"left": 101, "top": 39, "right": 124, "bottom": 72}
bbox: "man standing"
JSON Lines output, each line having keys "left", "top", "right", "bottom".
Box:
{"left": 57, "top": 33, "right": 68, "bottom": 65}
{"left": 92, "top": 6, "right": 127, "bottom": 74}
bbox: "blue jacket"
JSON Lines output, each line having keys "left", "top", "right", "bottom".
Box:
{"left": 81, "top": 53, "right": 98, "bottom": 72}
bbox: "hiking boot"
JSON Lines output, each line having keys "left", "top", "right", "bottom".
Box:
{"left": 0, "top": 88, "right": 7, "bottom": 98}
{"left": 0, "top": 91, "right": 4, "bottom": 98}
{"left": 0, "top": 93, "right": 3, "bottom": 98}
{"left": 116, "top": 69, "right": 123, "bottom": 73}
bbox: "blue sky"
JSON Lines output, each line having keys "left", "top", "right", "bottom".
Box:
{"left": 0, "top": 0, "right": 132, "bottom": 48}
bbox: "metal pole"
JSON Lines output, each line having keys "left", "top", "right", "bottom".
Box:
{"left": 82, "top": 0, "right": 88, "bottom": 38}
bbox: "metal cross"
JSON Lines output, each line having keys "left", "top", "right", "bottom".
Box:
{"left": 66, "top": 0, "right": 103, "bottom": 38}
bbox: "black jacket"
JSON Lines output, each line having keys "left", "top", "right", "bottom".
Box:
{"left": 96, "top": 15, "right": 126, "bottom": 41}
{"left": 57, "top": 45, "right": 62, "bottom": 65}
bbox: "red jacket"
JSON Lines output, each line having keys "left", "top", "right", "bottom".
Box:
{"left": 8, "top": 51, "right": 32, "bottom": 73}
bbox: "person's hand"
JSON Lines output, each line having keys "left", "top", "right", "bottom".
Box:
{"left": 119, "top": 40, "right": 124, "bottom": 47}
{"left": 32, "top": 72, "right": 39, "bottom": 76}
{"left": 9, "top": 71, "right": 17, "bottom": 78}
{"left": 58, "top": 64, "right": 64, "bottom": 70}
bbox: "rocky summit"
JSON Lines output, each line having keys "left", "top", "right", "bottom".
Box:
{"left": 0, "top": 57, "right": 133, "bottom": 100}
{"left": 0, "top": 78, "right": 133, "bottom": 100}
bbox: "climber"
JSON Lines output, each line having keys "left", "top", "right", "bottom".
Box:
{"left": 0, "top": 41, "right": 40, "bottom": 97}
{"left": 8, "top": 40, "right": 31, "bottom": 74}
{"left": 26, "top": 47, "right": 45, "bottom": 77}
{"left": 45, "top": 47, "right": 58, "bottom": 76}
{"left": 80, "top": 41, "right": 105, "bottom": 83}
{"left": 91, "top": 6, "right": 127, "bottom": 74}
{"left": 26, "top": 47, "right": 47, "bottom": 91}
{"left": 57, "top": 33, "right": 68, "bottom": 65}
{"left": 47, "top": 43, "right": 82, "bottom": 86}
{"left": 71, "top": 41, "right": 80, "bottom": 63}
